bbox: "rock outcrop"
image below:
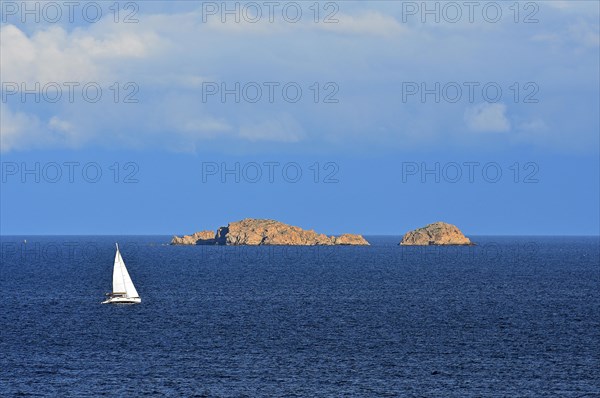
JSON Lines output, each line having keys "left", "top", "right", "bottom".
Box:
{"left": 223, "top": 218, "right": 335, "bottom": 245}
{"left": 170, "top": 230, "right": 216, "bottom": 245}
{"left": 332, "top": 234, "right": 370, "bottom": 245}
{"left": 171, "top": 218, "right": 369, "bottom": 246}
{"left": 400, "top": 222, "right": 472, "bottom": 246}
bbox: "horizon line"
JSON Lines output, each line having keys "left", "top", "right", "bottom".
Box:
{"left": 1, "top": 234, "right": 599, "bottom": 238}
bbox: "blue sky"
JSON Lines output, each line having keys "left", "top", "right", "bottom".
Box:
{"left": 1, "top": 1, "right": 599, "bottom": 235}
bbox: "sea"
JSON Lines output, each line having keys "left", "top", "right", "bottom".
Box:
{"left": 0, "top": 236, "right": 598, "bottom": 397}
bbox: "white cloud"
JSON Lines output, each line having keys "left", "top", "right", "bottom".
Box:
{"left": 532, "top": 20, "right": 599, "bottom": 49}
{"left": 0, "top": 105, "right": 84, "bottom": 152}
{"left": 546, "top": 1, "right": 572, "bottom": 10}
{"left": 178, "top": 8, "right": 406, "bottom": 38}
{"left": 317, "top": 11, "right": 406, "bottom": 37}
{"left": 0, "top": 104, "right": 41, "bottom": 152}
{"left": 568, "top": 20, "right": 600, "bottom": 48}
{"left": 519, "top": 118, "right": 547, "bottom": 133}
{"left": 546, "top": 1, "right": 599, "bottom": 13}
{"left": 464, "top": 103, "right": 511, "bottom": 133}
{"left": 0, "top": 23, "right": 159, "bottom": 85}
{"left": 157, "top": 118, "right": 235, "bottom": 152}
{"left": 48, "top": 115, "right": 85, "bottom": 141}
{"left": 239, "top": 117, "right": 304, "bottom": 143}
{"left": 48, "top": 116, "right": 73, "bottom": 133}
{"left": 179, "top": 118, "right": 232, "bottom": 137}
{"left": 202, "top": 16, "right": 285, "bottom": 35}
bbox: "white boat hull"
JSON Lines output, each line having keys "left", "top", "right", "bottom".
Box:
{"left": 102, "top": 296, "right": 141, "bottom": 304}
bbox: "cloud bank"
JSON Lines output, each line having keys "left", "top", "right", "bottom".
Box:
{"left": 1, "top": 1, "right": 598, "bottom": 153}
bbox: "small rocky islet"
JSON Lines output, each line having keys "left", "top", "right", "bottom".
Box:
{"left": 171, "top": 218, "right": 370, "bottom": 246}
{"left": 399, "top": 222, "right": 473, "bottom": 246}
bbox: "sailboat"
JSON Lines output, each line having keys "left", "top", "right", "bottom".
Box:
{"left": 102, "top": 243, "right": 141, "bottom": 304}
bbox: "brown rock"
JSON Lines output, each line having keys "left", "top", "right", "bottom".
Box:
{"left": 170, "top": 230, "right": 216, "bottom": 245}
{"left": 172, "top": 218, "right": 370, "bottom": 246}
{"left": 224, "top": 218, "right": 334, "bottom": 245}
{"left": 332, "top": 234, "right": 370, "bottom": 245}
{"left": 400, "top": 222, "right": 472, "bottom": 246}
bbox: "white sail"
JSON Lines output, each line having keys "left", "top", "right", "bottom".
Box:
{"left": 112, "top": 244, "right": 139, "bottom": 298}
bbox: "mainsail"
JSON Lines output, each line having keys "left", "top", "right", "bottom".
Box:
{"left": 112, "top": 243, "right": 139, "bottom": 298}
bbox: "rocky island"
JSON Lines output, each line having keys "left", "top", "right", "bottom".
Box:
{"left": 171, "top": 218, "right": 370, "bottom": 246}
{"left": 400, "top": 222, "right": 472, "bottom": 245}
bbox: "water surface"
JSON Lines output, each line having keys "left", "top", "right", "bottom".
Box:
{"left": 1, "top": 236, "right": 598, "bottom": 397}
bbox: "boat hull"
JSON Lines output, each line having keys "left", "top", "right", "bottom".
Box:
{"left": 102, "top": 296, "right": 141, "bottom": 304}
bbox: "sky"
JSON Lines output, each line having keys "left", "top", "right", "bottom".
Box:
{"left": 0, "top": 1, "right": 599, "bottom": 236}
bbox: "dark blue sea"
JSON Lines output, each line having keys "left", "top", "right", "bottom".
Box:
{"left": 1, "top": 236, "right": 598, "bottom": 397}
